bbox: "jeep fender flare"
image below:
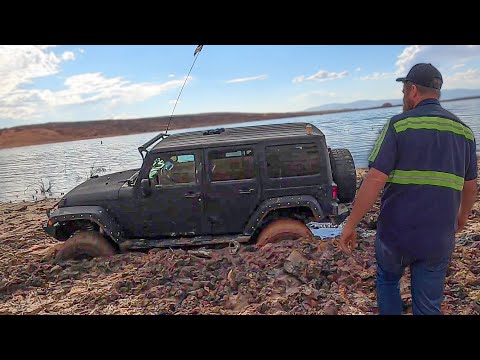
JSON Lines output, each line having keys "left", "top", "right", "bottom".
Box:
{"left": 48, "top": 206, "right": 125, "bottom": 244}
{"left": 243, "top": 195, "right": 324, "bottom": 236}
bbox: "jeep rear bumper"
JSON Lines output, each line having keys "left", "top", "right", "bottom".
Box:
{"left": 329, "top": 203, "right": 350, "bottom": 225}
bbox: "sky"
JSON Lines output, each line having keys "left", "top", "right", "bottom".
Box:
{"left": 1, "top": 45, "right": 480, "bottom": 128}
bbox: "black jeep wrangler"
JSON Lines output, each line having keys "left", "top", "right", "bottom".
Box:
{"left": 44, "top": 122, "right": 356, "bottom": 260}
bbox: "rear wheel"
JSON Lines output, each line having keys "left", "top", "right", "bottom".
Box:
{"left": 329, "top": 148, "right": 356, "bottom": 203}
{"left": 256, "top": 219, "right": 313, "bottom": 247}
{"left": 55, "top": 231, "right": 117, "bottom": 261}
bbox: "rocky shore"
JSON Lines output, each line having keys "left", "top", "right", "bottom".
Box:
{"left": 0, "top": 165, "right": 478, "bottom": 315}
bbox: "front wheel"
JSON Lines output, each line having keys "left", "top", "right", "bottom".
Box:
{"left": 256, "top": 219, "right": 313, "bottom": 247}
{"left": 55, "top": 231, "right": 117, "bottom": 261}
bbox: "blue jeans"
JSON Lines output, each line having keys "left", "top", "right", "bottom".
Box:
{"left": 375, "top": 238, "right": 451, "bottom": 315}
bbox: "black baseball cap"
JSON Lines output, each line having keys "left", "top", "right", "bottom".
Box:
{"left": 396, "top": 63, "right": 443, "bottom": 90}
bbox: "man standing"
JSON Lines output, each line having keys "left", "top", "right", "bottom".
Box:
{"left": 338, "top": 63, "right": 478, "bottom": 315}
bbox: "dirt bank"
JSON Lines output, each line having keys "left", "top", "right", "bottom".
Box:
{"left": 0, "top": 166, "right": 478, "bottom": 315}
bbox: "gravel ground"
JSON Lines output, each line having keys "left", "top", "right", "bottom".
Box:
{"left": 0, "top": 164, "right": 478, "bottom": 315}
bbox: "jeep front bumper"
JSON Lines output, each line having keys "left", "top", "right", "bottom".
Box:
{"left": 43, "top": 222, "right": 58, "bottom": 238}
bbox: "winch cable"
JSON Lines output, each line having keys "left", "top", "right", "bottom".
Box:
{"left": 164, "top": 45, "right": 204, "bottom": 135}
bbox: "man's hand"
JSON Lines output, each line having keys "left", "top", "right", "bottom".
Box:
{"left": 338, "top": 224, "right": 357, "bottom": 255}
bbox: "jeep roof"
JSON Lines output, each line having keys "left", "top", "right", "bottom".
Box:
{"left": 152, "top": 122, "right": 324, "bottom": 151}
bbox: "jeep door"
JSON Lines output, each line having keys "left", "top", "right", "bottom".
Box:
{"left": 262, "top": 142, "right": 329, "bottom": 198}
{"left": 204, "top": 146, "right": 260, "bottom": 234}
{"left": 138, "top": 150, "right": 203, "bottom": 238}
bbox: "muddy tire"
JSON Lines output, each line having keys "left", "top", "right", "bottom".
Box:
{"left": 55, "top": 231, "right": 117, "bottom": 261}
{"left": 256, "top": 219, "right": 313, "bottom": 247}
{"left": 329, "top": 148, "right": 356, "bottom": 203}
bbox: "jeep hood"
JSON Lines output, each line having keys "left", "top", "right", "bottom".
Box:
{"left": 61, "top": 169, "right": 139, "bottom": 207}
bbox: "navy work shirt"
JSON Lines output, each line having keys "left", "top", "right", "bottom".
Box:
{"left": 369, "top": 99, "right": 478, "bottom": 259}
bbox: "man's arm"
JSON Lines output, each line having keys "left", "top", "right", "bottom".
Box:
{"left": 344, "top": 168, "right": 388, "bottom": 229}
{"left": 338, "top": 168, "right": 388, "bottom": 254}
{"left": 338, "top": 116, "right": 397, "bottom": 254}
{"left": 457, "top": 178, "right": 478, "bottom": 232}
{"left": 458, "top": 137, "right": 478, "bottom": 232}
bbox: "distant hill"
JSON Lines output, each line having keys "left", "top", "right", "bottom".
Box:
{"left": 0, "top": 110, "right": 351, "bottom": 149}
{"left": 306, "top": 99, "right": 402, "bottom": 112}
{"left": 3, "top": 89, "right": 480, "bottom": 150}
{"left": 305, "top": 89, "right": 480, "bottom": 111}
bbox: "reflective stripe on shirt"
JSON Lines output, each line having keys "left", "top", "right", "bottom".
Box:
{"left": 394, "top": 116, "right": 474, "bottom": 141}
{"left": 387, "top": 169, "right": 464, "bottom": 191}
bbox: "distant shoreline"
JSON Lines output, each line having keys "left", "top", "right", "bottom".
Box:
{"left": 1, "top": 96, "right": 479, "bottom": 150}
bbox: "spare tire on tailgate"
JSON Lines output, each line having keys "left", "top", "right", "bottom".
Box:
{"left": 329, "top": 148, "right": 356, "bottom": 203}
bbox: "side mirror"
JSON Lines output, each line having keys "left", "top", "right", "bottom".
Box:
{"left": 140, "top": 178, "right": 152, "bottom": 197}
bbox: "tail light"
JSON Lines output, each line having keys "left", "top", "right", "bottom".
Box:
{"left": 332, "top": 184, "right": 338, "bottom": 200}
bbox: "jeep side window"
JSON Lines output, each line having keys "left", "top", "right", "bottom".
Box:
{"left": 209, "top": 149, "right": 254, "bottom": 182}
{"left": 149, "top": 153, "right": 196, "bottom": 186}
{"left": 266, "top": 144, "right": 321, "bottom": 178}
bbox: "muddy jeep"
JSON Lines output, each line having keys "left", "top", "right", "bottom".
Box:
{"left": 44, "top": 122, "right": 356, "bottom": 260}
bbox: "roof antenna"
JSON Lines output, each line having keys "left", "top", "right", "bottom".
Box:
{"left": 138, "top": 46, "right": 204, "bottom": 159}
{"left": 164, "top": 45, "right": 204, "bottom": 136}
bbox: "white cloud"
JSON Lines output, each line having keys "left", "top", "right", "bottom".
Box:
{"left": 61, "top": 51, "right": 75, "bottom": 61}
{"left": 292, "top": 75, "right": 305, "bottom": 84}
{"left": 452, "top": 63, "right": 465, "bottom": 70}
{"left": 0, "top": 45, "right": 63, "bottom": 97}
{"left": 396, "top": 45, "right": 424, "bottom": 75}
{"left": 0, "top": 45, "right": 197, "bottom": 121}
{"left": 59, "top": 74, "right": 190, "bottom": 106}
{"left": 292, "top": 69, "right": 348, "bottom": 83}
{"left": 449, "top": 68, "right": 480, "bottom": 80}
{"left": 395, "top": 45, "right": 480, "bottom": 75}
{"left": 360, "top": 72, "right": 394, "bottom": 81}
{"left": 79, "top": 48, "right": 85, "bottom": 54}
{"left": 168, "top": 74, "right": 175, "bottom": 78}
{"left": 0, "top": 46, "right": 193, "bottom": 121}
{"left": 0, "top": 45, "right": 72, "bottom": 119}
{"left": 291, "top": 90, "right": 337, "bottom": 103}
{"left": 355, "top": 67, "right": 362, "bottom": 72}
{"left": 393, "top": 45, "right": 480, "bottom": 88}
{"left": 225, "top": 74, "right": 268, "bottom": 84}
{"left": 444, "top": 68, "right": 480, "bottom": 89}
{"left": 107, "top": 112, "right": 139, "bottom": 120}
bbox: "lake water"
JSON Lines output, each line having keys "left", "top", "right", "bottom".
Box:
{"left": 1, "top": 98, "right": 479, "bottom": 202}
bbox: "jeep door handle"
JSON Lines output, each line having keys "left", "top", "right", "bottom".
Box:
{"left": 184, "top": 192, "right": 200, "bottom": 198}
{"left": 238, "top": 188, "right": 255, "bottom": 194}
